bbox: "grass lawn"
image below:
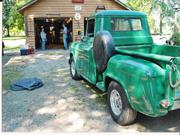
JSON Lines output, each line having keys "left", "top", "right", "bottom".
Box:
{"left": 2, "top": 36, "right": 25, "bottom": 90}
{"left": 4, "top": 46, "right": 20, "bottom": 51}
{"left": 2, "top": 54, "right": 23, "bottom": 90}
{"left": 2, "top": 65, "right": 22, "bottom": 90}
{"left": 3, "top": 36, "right": 26, "bottom": 52}
{"left": 3, "top": 36, "right": 26, "bottom": 40}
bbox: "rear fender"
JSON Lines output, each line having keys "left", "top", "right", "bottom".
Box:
{"left": 104, "top": 54, "right": 168, "bottom": 117}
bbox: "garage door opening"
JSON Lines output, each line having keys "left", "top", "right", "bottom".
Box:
{"left": 34, "top": 17, "right": 73, "bottom": 50}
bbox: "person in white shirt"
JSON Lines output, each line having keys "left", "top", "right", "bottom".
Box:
{"left": 40, "top": 28, "right": 47, "bottom": 50}
{"left": 62, "top": 24, "right": 68, "bottom": 50}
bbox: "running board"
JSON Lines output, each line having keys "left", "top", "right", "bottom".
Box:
{"left": 96, "top": 81, "right": 105, "bottom": 92}
{"left": 175, "top": 88, "right": 180, "bottom": 100}
{"left": 171, "top": 88, "right": 180, "bottom": 110}
{"left": 172, "top": 99, "right": 180, "bottom": 110}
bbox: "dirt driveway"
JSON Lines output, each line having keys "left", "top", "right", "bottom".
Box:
{"left": 2, "top": 50, "right": 180, "bottom": 132}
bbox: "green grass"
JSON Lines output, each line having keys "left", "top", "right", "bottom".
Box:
{"left": 3, "top": 36, "right": 26, "bottom": 40}
{"left": 4, "top": 46, "right": 20, "bottom": 51}
{"left": 2, "top": 66, "right": 22, "bottom": 90}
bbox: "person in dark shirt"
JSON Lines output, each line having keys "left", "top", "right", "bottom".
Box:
{"left": 2, "top": 41, "right": 5, "bottom": 56}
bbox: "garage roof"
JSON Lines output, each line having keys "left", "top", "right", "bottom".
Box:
{"left": 18, "top": 0, "right": 131, "bottom": 13}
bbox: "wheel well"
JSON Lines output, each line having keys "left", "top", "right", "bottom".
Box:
{"left": 105, "top": 77, "right": 133, "bottom": 108}
{"left": 105, "top": 77, "right": 124, "bottom": 92}
{"left": 69, "top": 53, "right": 73, "bottom": 64}
{"left": 105, "top": 77, "right": 112, "bottom": 91}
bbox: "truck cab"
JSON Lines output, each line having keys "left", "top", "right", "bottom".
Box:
{"left": 69, "top": 10, "right": 180, "bottom": 125}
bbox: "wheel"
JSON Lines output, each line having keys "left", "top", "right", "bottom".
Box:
{"left": 69, "top": 58, "right": 81, "bottom": 80}
{"left": 93, "top": 31, "right": 115, "bottom": 72}
{"left": 107, "top": 81, "right": 137, "bottom": 126}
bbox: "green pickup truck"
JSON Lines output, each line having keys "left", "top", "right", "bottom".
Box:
{"left": 69, "top": 10, "right": 180, "bottom": 125}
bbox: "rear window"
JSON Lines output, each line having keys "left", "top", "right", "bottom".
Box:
{"left": 111, "top": 18, "right": 143, "bottom": 31}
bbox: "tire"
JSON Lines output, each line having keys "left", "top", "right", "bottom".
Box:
{"left": 69, "top": 58, "right": 81, "bottom": 80}
{"left": 107, "top": 81, "right": 137, "bottom": 126}
{"left": 93, "top": 31, "right": 115, "bottom": 72}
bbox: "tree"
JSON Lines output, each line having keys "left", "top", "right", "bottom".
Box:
{"left": 151, "top": 0, "right": 175, "bottom": 35}
{"left": 11, "top": 3, "right": 25, "bottom": 31}
{"left": 3, "top": 0, "right": 16, "bottom": 37}
{"left": 125, "top": 0, "right": 178, "bottom": 34}
{"left": 3, "top": 0, "right": 25, "bottom": 37}
{"left": 125, "top": 0, "right": 157, "bottom": 33}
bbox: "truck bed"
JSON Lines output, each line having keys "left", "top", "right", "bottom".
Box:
{"left": 116, "top": 44, "right": 180, "bottom": 64}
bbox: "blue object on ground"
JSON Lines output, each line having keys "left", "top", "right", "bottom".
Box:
{"left": 20, "top": 49, "right": 29, "bottom": 55}
{"left": 11, "top": 78, "right": 44, "bottom": 91}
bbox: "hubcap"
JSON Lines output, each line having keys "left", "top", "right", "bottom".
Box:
{"left": 71, "top": 60, "right": 76, "bottom": 76}
{"left": 110, "top": 89, "right": 122, "bottom": 116}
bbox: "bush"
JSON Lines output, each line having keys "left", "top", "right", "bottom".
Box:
{"left": 172, "top": 32, "right": 180, "bottom": 45}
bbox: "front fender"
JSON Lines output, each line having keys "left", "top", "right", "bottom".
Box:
{"left": 104, "top": 54, "right": 168, "bottom": 117}
{"left": 69, "top": 41, "right": 81, "bottom": 63}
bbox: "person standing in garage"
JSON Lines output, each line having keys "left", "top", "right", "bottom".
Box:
{"left": 62, "top": 23, "right": 68, "bottom": 50}
{"left": 40, "top": 28, "right": 47, "bottom": 50}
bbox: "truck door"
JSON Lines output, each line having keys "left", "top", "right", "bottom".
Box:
{"left": 77, "top": 18, "right": 96, "bottom": 84}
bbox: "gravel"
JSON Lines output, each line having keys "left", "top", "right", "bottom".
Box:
{"left": 2, "top": 50, "right": 180, "bottom": 132}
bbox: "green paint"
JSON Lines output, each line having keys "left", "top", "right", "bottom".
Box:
{"left": 70, "top": 10, "right": 180, "bottom": 117}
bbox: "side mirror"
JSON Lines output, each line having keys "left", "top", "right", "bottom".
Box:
{"left": 78, "top": 31, "right": 83, "bottom": 41}
{"left": 78, "top": 31, "right": 86, "bottom": 42}
{"left": 81, "top": 36, "right": 87, "bottom": 42}
{"left": 78, "top": 31, "right": 82, "bottom": 36}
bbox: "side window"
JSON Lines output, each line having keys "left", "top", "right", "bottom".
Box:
{"left": 87, "top": 19, "right": 95, "bottom": 37}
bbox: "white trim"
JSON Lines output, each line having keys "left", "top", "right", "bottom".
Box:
{"left": 114, "top": 0, "right": 132, "bottom": 10}
{"left": 18, "top": 0, "right": 38, "bottom": 12}
{"left": 18, "top": 0, "right": 131, "bottom": 13}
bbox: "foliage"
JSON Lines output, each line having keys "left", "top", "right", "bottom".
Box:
{"left": 151, "top": 0, "right": 176, "bottom": 34}
{"left": 172, "top": 31, "right": 180, "bottom": 43}
{"left": 3, "top": 0, "right": 15, "bottom": 36}
{"left": 17, "top": 0, "right": 32, "bottom": 8}
{"left": 151, "top": 0, "right": 175, "bottom": 16}
{"left": 125, "top": 0, "right": 178, "bottom": 34}
{"left": 3, "top": 0, "right": 25, "bottom": 37}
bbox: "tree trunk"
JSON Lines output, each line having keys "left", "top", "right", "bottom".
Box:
{"left": 160, "top": 13, "right": 163, "bottom": 35}
{"left": 7, "top": 26, "right": 10, "bottom": 37}
{"left": 174, "top": 12, "right": 178, "bottom": 33}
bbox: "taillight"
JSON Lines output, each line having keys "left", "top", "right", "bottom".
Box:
{"left": 160, "top": 99, "right": 170, "bottom": 108}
